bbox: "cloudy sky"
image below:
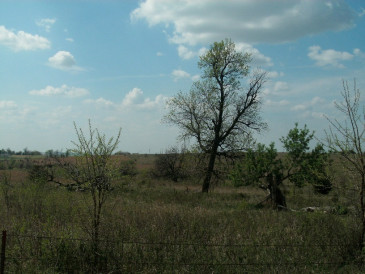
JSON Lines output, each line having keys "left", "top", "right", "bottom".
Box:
{"left": 1, "top": 0, "right": 364, "bottom": 153}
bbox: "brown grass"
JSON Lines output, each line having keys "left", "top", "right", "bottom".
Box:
{"left": 0, "top": 153, "right": 364, "bottom": 272}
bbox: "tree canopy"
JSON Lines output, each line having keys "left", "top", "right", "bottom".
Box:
{"left": 164, "top": 39, "right": 267, "bottom": 192}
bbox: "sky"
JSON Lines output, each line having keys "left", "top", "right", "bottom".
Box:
{"left": 0, "top": 0, "right": 364, "bottom": 153}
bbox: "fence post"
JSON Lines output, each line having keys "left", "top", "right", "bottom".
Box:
{"left": 1, "top": 230, "right": 6, "bottom": 274}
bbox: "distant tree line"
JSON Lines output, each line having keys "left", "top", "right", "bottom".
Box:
{"left": 44, "top": 149, "right": 71, "bottom": 158}
{"left": 0, "top": 148, "right": 72, "bottom": 157}
{"left": 0, "top": 148, "right": 139, "bottom": 158}
{"left": 0, "top": 148, "right": 42, "bottom": 156}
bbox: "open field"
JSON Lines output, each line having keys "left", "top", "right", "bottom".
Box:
{"left": 0, "top": 154, "right": 364, "bottom": 273}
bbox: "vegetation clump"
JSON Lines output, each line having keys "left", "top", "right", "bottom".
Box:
{"left": 231, "top": 124, "right": 332, "bottom": 209}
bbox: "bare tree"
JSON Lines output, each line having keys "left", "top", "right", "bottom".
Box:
{"left": 325, "top": 79, "right": 365, "bottom": 249}
{"left": 164, "top": 39, "right": 267, "bottom": 192}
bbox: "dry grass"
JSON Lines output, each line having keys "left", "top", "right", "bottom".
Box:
{"left": 0, "top": 154, "right": 364, "bottom": 272}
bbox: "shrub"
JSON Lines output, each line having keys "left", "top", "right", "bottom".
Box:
{"left": 119, "top": 159, "right": 137, "bottom": 177}
{"left": 154, "top": 146, "right": 188, "bottom": 182}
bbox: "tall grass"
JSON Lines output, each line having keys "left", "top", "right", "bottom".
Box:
{"left": 0, "top": 155, "right": 364, "bottom": 273}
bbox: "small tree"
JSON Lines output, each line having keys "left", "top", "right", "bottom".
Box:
{"left": 164, "top": 39, "right": 267, "bottom": 192}
{"left": 46, "top": 121, "right": 121, "bottom": 270}
{"left": 231, "top": 124, "right": 331, "bottom": 209}
{"left": 70, "top": 121, "right": 120, "bottom": 265}
{"left": 325, "top": 79, "right": 365, "bottom": 250}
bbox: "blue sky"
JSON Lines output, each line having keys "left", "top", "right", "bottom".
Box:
{"left": 1, "top": 0, "right": 364, "bottom": 153}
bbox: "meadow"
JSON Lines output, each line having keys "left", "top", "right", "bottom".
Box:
{"left": 0, "top": 153, "right": 364, "bottom": 273}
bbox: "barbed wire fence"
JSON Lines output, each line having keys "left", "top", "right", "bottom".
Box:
{"left": 0, "top": 230, "right": 360, "bottom": 273}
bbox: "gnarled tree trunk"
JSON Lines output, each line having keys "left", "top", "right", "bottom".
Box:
{"left": 267, "top": 174, "right": 286, "bottom": 209}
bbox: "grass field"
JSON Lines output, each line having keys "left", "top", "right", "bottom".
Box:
{"left": 0, "top": 154, "right": 364, "bottom": 273}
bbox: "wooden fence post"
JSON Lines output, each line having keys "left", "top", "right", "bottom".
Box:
{"left": 1, "top": 230, "right": 6, "bottom": 274}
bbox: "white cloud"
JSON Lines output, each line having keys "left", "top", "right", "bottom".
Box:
{"left": 122, "top": 88, "right": 145, "bottom": 106}
{"left": 178, "top": 45, "right": 195, "bottom": 60}
{"left": 274, "top": 81, "right": 289, "bottom": 92}
{"left": 198, "top": 47, "right": 207, "bottom": 56}
{"left": 84, "top": 98, "right": 115, "bottom": 108}
{"left": 0, "top": 100, "right": 17, "bottom": 109}
{"left": 177, "top": 45, "right": 207, "bottom": 60}
{"left": 139, "top": 94, "right": 167, "bottom": 109}
{"left": 291, "top": 96, "right": 326, "bottom": 112}
{"left": 353, "top": 48, "right": 365, "bottom": 59}
{"left": 308, "top": 45, "right": 354, "bottom": 68}
{"left": 0, "top": 25, "right": 50, "bottom": 51}
{"left": 44, "top": 106, "right": 73, "bottom": 127}
{"left": 36, "top": 18, "right": 56, "bottom": 32}
{"left": 132, "top": 1, "right": 354, "bottom": 65}
{"left": 66, "top": 38, "right": 74, "bottom": 42}
{"left": 265, "top": 99, "right": 290, "bottom": 107}
{"left": 48, "top": 51, "right": 83, "bottom": 71}
{"left": 236, "top": 43, "right": 273, "bottom": 67}
{"left": 262, "top": 80, "right": 290, "bottom": 96}
{"left": 49, "top": 51, "right": 75, "bottom": 67}
{"left": 291, "top": 104, "right": 307, "bottom": 111}
{"left": 0, "top": 101, "right": 30, "bottom": 123}
{"left": 311, "top": 96, "right": 325, "bottom": 105}
{"left": 267, "top": 71, "right": 284, "bottom": 79}
{"left": 172, "top": 69, "right": 191, "bottom": 81}
{"left": 29, "top": 85, "right": 89, "bottom": 98}
{"left": 156, "top": 51, "right": 163, "bottom": 56}
{"left": 122, "top": 87, "right": 167, "bottom": 109}
{"left": 310, "top": 112, "right": 325, "bottom": 119}
{"left": 191, "top": 74, "right": 200, "bottom": 81}
{"left": 171, "top": 69, "right": 200, "bottom": 81}
{"left": 83, "top": 88, "right": 167, "bottom": 112}
{"left": 131, "top": 0, "right": 354, "bottom": 45}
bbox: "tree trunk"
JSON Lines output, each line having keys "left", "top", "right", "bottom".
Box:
{"left": 93, "top": 210, "right": 100, "bottom": 273}
{"left": 271, "top": 182, "right": 277, "bottom": 209}
{"left": 202, "top": 148, "right": 217, "bottom": 193}
{"left": 360, "top": 173, "right": 365, "bottom": 250}
{"left": 273, "top": 186, "right": 286, "bottom": 210}
{"left": 267, "top": 174, "right": 286, "bottom": 209}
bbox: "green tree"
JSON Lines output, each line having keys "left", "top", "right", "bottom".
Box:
{"left": 325, "top": 79, "right": 365, "bottom": 250}
{"left": 232, "top": 124, "right": 331, "bottom": 209}
{"left": 164, "top": 39, "right": 267, "bottom": 192}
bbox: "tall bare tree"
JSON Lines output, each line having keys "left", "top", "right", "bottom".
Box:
{"left": 325, "top": 79, "right": 365, "bottom": 249}
{"left": 164, "top": 39, "right": 267, "bottom": 192}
